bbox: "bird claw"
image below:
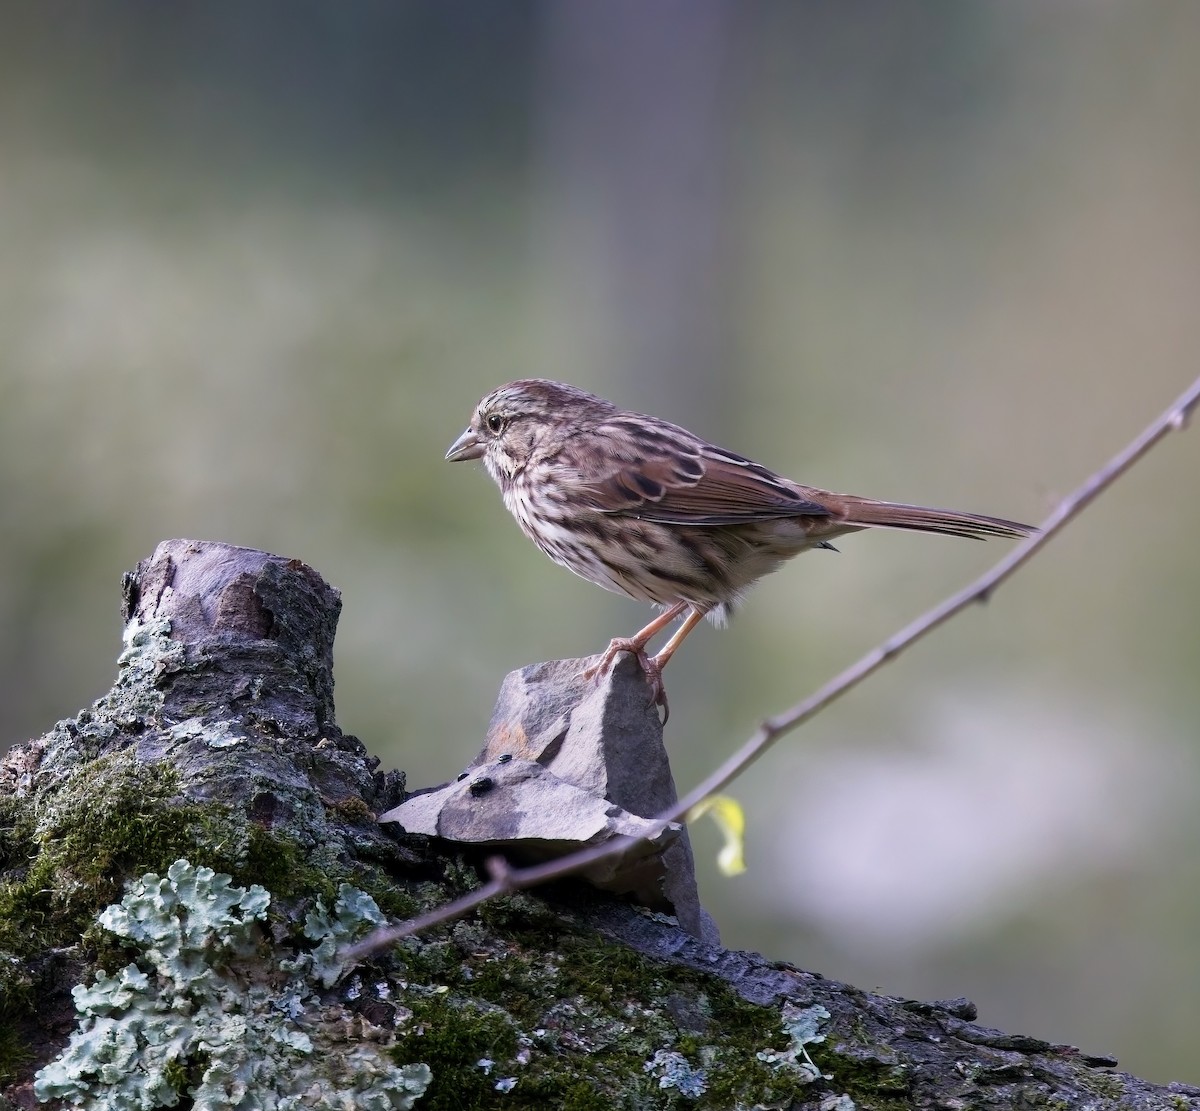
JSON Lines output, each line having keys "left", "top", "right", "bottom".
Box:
{"left": 581, "top": 638, "right": 670, "bottom": 723}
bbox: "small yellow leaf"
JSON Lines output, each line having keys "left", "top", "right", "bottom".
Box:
{"left": 686, "top": 795, "right": 746, "bottom": 876}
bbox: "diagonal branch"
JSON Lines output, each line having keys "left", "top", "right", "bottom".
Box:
{"left": 344, "top": 372, "right": 1200, "bottom": 962}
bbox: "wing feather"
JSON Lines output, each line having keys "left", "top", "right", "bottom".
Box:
{"left": 568, "top": 418, "right": 833, "bottom": 525}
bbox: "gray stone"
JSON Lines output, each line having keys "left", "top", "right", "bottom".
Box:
{"left": 378, "top": 759, "right": 680, "bottom": 910}
{"left": 475, "top": 651, "right": 716, "bottom": 942}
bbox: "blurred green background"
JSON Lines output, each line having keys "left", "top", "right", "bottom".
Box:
{"left": 3, "top": 1, "right": 1198, "bottom": 1084}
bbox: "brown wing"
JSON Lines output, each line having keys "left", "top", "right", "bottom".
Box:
{"left": 570, "top": 416, "right": 833, "bottom": 525}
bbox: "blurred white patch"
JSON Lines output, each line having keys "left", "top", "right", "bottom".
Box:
{"left": 753, "top": 690, "right": 1194, "bottom": 950}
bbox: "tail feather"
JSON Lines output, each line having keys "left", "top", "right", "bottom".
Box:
{"left": 835, "top": 497, "right": 1033, "bottom": 541}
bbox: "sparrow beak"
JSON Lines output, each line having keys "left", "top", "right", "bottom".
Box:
{"left": 445, "top": 427, "right": 486, "bottom": 462}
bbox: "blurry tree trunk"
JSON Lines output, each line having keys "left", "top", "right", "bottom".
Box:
{"left": 532, "top": 0, "right": 735, "bottom": 429}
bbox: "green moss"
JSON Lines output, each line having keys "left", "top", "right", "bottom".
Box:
{"left": 352, "top": 871, "right": 421, "bottom": 924}
{"left": 3, "top": 756, "right": 223, "bottom": 954}
{"left": 522, "top": 1080, "right": 613, "bottom": 1111}
{"left": 0, "top": 1002, "right": 33, "bottom": 1086}
{"left": 327, "top": 794, "right": 377, "bottom": 824}
{"left": 391, "top": 995, "right": 518, "bottom": 1109}
{"left": 802, "top": 1036, "right": 917, "bottom": 1111}
{"left": 553, "top": 932, "right": 665, "bottom": 997}
{"left": 241, "top": 823, "right": 333, "bottom": 902}
{"left": 377, "top": 904, "right": 832, "bottom": 1110}
{"left": 0, "top": 793, "right": 35, "bottom": 874}
{"left": 0, "top": 749, "right": 375, "bottom": 962}
{"left": 552, "top": 931, "right": 812, "bottom": 1102}
{"left": 1076, "top": 1069, "right": 1128, "bottom": 1101}
{"left": 476, "top": 889, "right": 565, "bottom": 933}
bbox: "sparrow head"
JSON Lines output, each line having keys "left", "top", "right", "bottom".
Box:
{"left": 446, "top": 379, "right": 616, "bottom": 486}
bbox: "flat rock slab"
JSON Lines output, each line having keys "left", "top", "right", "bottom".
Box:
{"left": 379, "top": 759, "right": 680, "bottom": 911}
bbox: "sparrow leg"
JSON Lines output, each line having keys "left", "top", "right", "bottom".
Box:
{"left": 635, "top": 607, "right": 709, "bottom": 721}
{"left": 583, "top": 601, "right": 687, "bottom": 678}
{"left": 582, "top": 602, "right": 703, "bottom": 720}
{"left": 582, "top": 602, "right": 687, "bottom": 706}
{"left": 650, "top": 607, "right": 707, "bottom": 673}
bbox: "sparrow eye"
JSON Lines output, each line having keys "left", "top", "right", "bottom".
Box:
{"left": 486, "top": 414, "right": 505, "bottom": 434}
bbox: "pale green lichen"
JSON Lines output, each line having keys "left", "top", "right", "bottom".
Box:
{"left": 33, "top": 860, "right": 430, "bottom": 1110}
{"left": 293, "top": 882, "right": 387, "bottom": 989}
{"left": 644, "top": 1049, "right": 707, "bottom": 1098}
{"left": 116, "top": 616, "right": 182, "bottom": 688}
{"left": 167, "top": 716, "right": 247, "bottom": 749}
{"left": 756, "top": 1002, "right": 830, "bottom": 1081}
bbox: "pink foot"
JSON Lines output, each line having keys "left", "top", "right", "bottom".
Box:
{"left": 581, "top": 638, "right": 670, "bottom": 721}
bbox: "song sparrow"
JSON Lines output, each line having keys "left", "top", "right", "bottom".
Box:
{"left": 447, "top": 379, "right": 1032, "bottom": 714}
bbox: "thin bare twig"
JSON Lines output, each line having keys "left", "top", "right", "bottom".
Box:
{"left": 344, "top": 373, "right": 1200, "bottom": 963}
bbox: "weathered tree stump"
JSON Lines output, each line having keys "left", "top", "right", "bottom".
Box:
{"left": 0, "top": 540, "right": 1194, "bottom": 1110}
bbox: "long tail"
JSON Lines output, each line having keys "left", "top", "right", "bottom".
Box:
{"left": 831, "top": 496, "right": 1034, "bottom": 541}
